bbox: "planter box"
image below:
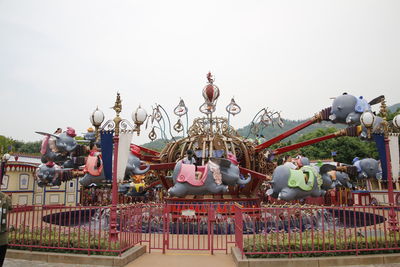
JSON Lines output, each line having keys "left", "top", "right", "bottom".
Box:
{"left": 6, "top": 245, "right": 146, "bottom": 266}
{"left": 231, "top": 247, "right": 400, "bottom": 267}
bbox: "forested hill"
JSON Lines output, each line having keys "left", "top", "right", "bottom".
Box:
{"left": 140, "top": 119, "right": 345, "bottom": 152}
{"left": 141, "top": 103, "right": 400, "bottom": 152}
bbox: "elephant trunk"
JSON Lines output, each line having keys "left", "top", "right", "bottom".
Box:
{"left": 237, "top": 175, "right": 251, "bottom": 185}
{"left": 133, "top": 163, "right": 150, "bottom": 175}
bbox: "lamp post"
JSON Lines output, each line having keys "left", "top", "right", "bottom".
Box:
{"left": 360, "top": 110, "right": 375, "bottom": 139}
{"left": 0, "top": 153, "right": 11, "bottom": 187}
{"left": 90, "top": 93, "right": 147, "bottom": 241}
{"left": 361, "top": 99, "right": 400, "bottom": 231}
{"left": 90, "top": 107, "right": 105, "bottom": 141}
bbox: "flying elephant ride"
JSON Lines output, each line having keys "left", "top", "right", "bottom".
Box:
{"left": 136, "top": 73, "right": 392, "bottom": 209}
{"left": 33, "top": 73, "right": 393, "bottom": 208}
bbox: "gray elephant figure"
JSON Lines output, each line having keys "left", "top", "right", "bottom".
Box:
{"left": 297, "top": 157, "right": 334, "bottom": 191}
{"left": 317, "top": 162, "right": 354, "bottom": 190}
{"left": 84, "top": 129, "right": 96, "bottom": 143}
{"left": 329, "top": 93, "right": 370, "bottom": 125}
{"left": 80, "top": 152, "right": 150, "bottom": 187}
{"left": 35, "top": 163, "right": 67, "bottom": 187}
{"left": 353, "top": 158, "right": 382, "bottom": 179}
{"left": 55, "top": 129, "right": 78, "bottom": 153}
{"left": 79, "top": 169, "right": 107, "bottom": 187}
{"left": 269, "top": 164, "right": 325, "bottom": 201}
{"left": 124, "top": 153, "right": 151, "bottom": 179}
{"left": 118, "top": 183, "right": 131, "bottom": 194}
{"left": 37, "top": 127, "right": 78, "bottom": 163}
{"left": 118, "top": 183, "right": 147, "bottom": 196}
{"left": 333, "top": 171, "right": 352, "bottom": 188}
{"left": 167, "top": 158, "right": 251, "bottom": 198}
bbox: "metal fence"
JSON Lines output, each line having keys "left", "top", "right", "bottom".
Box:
{"left": 7, "top": 205, "right": 141, "bottom": 256}
{"left": 234, "top": 204, "right": 400, "bottom": 258}
{"left": 138, "top": 203, "right": 236, "bottom": 253}
{"left": 6, "top": 203, "right": 237, "bottom": 255}
{"left": 7, "top": 202, "right": 400, "bottom": 256}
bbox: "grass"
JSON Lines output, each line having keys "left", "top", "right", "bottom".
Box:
{"left": 8, "top": 226, "right": 134, "bottom": 256}
{"left": 244, "top": 229, "right": 400, "bottom": 258}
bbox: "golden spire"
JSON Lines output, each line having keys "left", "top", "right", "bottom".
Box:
{"left": 113, "top": 92, "right": 122, "bottom": 136}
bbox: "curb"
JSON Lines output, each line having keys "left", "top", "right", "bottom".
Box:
{"left": 5, "top": 245, "right": 146, "bottom": 266}
{"left": 231, "top": 247, "right": 400, "bottom": 267}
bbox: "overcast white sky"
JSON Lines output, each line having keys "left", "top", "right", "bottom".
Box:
{"left": 0, "top": 0, "right": 399, "bottom": 145}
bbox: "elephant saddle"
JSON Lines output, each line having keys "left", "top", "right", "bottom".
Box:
{"left": 288, "top": 166, "right": 318, "bottom": 191}
{"left": 84, "top": 153, "right": 103, "bottom": 176}
{"left": 176, "top": 162, "right": 208, "bottom": 186}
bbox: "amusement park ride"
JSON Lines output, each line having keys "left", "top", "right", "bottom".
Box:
{"left": 34, "top": 72, "right": 400, "bottom": 209}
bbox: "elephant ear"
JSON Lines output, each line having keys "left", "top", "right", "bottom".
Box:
{"left": 210, "top": 158, "right": 231, "bottom": 168}
{"left": 319, "top": 164, "right": 336, "bottom": 174}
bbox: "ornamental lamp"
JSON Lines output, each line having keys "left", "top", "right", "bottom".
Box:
{"left": 393, "top": 114, "right": 400, "bottom": 129}
{"left": 90, "top": 107, "right": 105, "bottom": 127}
{"left": 226, "top": 98, "right": 241, "bottom": 116}
{"left": 360, "top": 111, "right": 375, "bottom": 128}
{"left": 360, "top": 111, "right": 375, "bottom": 139}
{"left": 2, "top": 153, "right": 10, "bottom": 161}
{"left": 132, "top": 105, "right": 147, "bottom": 135}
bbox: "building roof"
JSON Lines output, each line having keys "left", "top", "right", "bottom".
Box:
{"left": 9, "top": 154, "right": 42, "bottom": 165}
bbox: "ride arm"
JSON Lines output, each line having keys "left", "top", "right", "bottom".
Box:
{"left": 272, "top": 125, "right": 361, "bottom": 156}
{"left": 254, "top": 107, "right": 331, "bottom": 152}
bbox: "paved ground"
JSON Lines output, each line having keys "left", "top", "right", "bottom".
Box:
{"left": 6, "top": 255, "right": 400, "bottom": 267}
{"left": 4, "top": 252, "right": 235, "bottom": 267}
{"left": 126, "top": 252, "right": 235, "bottom": 267}
{"left": 4, "top": 258, "right": 97, "bottom": 267}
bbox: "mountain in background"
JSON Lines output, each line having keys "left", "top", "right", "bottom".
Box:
{"left": 389, "top": 103, "right": 400, "bottom": 113}
{"left": 141, "top": 103, "right": 400, "bottom": 151}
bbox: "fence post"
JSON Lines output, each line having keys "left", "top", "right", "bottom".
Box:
{"left": 163, "top": 203, "right": 169, "bottom": 254}
{"left": 208, "top": 204, "right": 215, "bottom": 255}
{"left": 234, "top": 203, "right": 244, "bottom": 258}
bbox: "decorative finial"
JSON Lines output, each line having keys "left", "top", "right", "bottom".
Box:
{"left": 113, "top": 92, "right": 122, "bottom": 136}
{"left": 207, "top": 72, "right": 214, "bottom": 84}
{"left": 113, "top": 92, "right": 122, "bottom": 117}
{"left": 380, "top": 96, "right": 387, "bottom": 120}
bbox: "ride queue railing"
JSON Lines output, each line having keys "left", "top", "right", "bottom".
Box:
{"left": 235, "top": 205, "right": 400, "bottom": 258}
{"left": 7, "top": 203, "right": 400, "bottom": 256}
{"left": 6, "top": 205, "right": 141, "bottom": 256}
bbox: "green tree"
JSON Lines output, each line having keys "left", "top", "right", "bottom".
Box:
{"left": 295, "top": 127, "right": 378, "bottom": 164}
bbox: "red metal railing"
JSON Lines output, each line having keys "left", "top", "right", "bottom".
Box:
{"left": 234, "top": 205, "right": 400, "bottom": 258}
{"left": 138, "top": 203, "right": 236, "bottom": 253}
{"left": 8, "top": 202, "right": 400, "bottom": 256}
{"left": 7, "top": 205, "right": 141, "bottom": 256}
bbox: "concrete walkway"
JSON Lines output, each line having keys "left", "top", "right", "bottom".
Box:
{"left": 5, "top": 254, "right": 400, "bottom": 267}
{"left": 4, "top": 252, "right": 235, "bottom": 267}
{"left": 126, "top": 252, "right": 235, "bottom": 267}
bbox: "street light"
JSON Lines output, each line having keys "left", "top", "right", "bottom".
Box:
{"left": 89, "top": 93, "right": 147, "bottom": 241}
{"left": 0, "top": 153, "right": 11, "bottom": 186}
{"left": 361, "top": 99, "right": 400, "bottom": 231}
